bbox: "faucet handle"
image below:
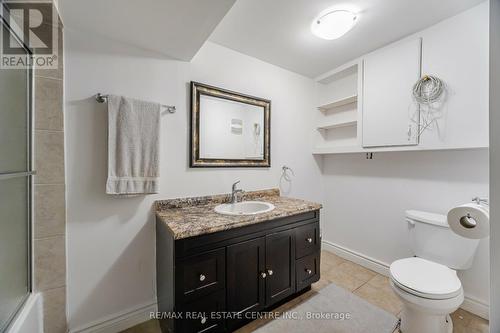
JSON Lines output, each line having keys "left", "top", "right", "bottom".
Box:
{"left": 232, "top": 180, "right": 241, "bottom": 190}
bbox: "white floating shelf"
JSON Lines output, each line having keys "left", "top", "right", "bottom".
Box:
{"left": 312, "top": 145, "right": 489, "bottom": 155}
{"left": 317, "top": 95, "right": 358, "bottom": 112}
{"left": 312, "top": 146, "right": 363, "bottom": 155}
{"left": 316, "top": 120, "right": 357, "bottom": 131}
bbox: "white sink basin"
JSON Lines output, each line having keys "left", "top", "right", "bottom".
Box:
{"left": 214, "top": 201, "right": 275, "bottom": 216}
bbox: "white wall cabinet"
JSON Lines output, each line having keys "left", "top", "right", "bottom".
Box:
{"left": 313, "top": 4, "right": 488, "bottom": 155}
{"left": 362, "top": 38, "right": 422, "bottom": 148}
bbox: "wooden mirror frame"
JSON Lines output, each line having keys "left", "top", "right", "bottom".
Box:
{"left": 190, "top": 81, "right": 271, "bottom": 168}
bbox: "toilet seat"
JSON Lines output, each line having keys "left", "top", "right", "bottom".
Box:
{"left": 390, "top": 257, "right": 462, "bottom": 300}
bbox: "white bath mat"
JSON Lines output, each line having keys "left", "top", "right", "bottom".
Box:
{"left": 253, "top": 283, "right": 399, "bottom": 333}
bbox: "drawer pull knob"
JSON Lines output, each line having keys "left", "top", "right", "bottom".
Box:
{"left": 306, "top": 238, "right": 313, "bottom": 243}
{"left": 199, "top": 274, "right": 206, "bottom": 282}
{"left": 260, "top": 272, "right": 267, "bottom": 279}
{"left": 267, "top": 269, "right": 273, "bottom": 276}
{"left": 201, "top": 317, "right": 207, "bottom": 324}
{"left": 305, "top": 268, "right": 312, "bottom": 275}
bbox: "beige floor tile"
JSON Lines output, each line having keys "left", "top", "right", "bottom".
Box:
{"left": 354, "top": 282, "right": 403, "bottom": 315}
{"left": 452, "top": 325, "right": 468, "bottom": 333}
{"left": 336, "top": 261, "right": 377, "bottom": 282}
{"left": 320, "top": 261, "right": 335, "bottom": 276}
{"left": 321, "top": 250, "right": 346, "bottom": 267}
{"left": 366, "top": 274, "right": 390, "bottom": 288}
{"left": 468, "top": 316, "right": 489, "bottom": 333}
{"left": 322, "top": 266, "right": 367, "bottom": 291}
{"left": 451, "top": 308, "right": 474, "bottom": 327}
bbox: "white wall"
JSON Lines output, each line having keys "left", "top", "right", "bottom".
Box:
{"left": 320, "top": 3, "right": 490, "bottom": 317}
{"left": 490, "top": 0, "right": 500, "bottom": 330}
{"left": 64, "top": 31, "right": 323, "bottom": 331}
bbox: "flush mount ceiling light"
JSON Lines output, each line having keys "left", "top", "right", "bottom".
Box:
{"left": 311, "top": 9, "right": 358, "bottom": 40}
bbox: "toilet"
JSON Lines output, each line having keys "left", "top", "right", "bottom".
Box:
{"left": 390, "top": 210, "right": 480, "bottom": 333}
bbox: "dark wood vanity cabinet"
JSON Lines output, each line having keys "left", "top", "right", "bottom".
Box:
{"left": 156, "top": 210, "right": 321, "bottom": 333}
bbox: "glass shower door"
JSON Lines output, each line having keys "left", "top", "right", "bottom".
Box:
{"left": 0, "top": 20, "right": 32, "bottom": 332}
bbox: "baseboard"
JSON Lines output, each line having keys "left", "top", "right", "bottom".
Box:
{"left": 70, "top": 301, "right": 157, "bottom": 333}
{"left": 322, "top": 239, "right": 390, "bottom": 276}
{"left": 321, "top": 240, "right": 490, "bottom": 320}
{"left": 461, "top": 295, "right": 490, "bottom": 320}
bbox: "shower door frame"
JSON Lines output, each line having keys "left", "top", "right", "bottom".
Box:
{"left": 0, "top": 3, "right": 35, "bottom": 331}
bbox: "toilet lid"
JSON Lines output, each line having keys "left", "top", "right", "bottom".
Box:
{"left": 390, "top": 257, "right": 462, "bottom": 300}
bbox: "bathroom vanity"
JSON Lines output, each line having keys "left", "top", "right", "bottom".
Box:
{"left": 155, "top": 189, "right": 322, "bottom": 332}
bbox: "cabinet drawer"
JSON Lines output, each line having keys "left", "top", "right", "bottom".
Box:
{"left": 176, "top": 248, "right": 225, "bottom": 303}
{"left": 295, "top": 222, "right": 320, "bottom": 259}
{"left": 177, "top": 290, "right": 225, "bottom": 333}
{"left": 296, "top": 252, "right": 320, "bottom": 291}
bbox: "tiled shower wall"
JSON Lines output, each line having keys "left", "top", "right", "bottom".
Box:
{"left": 33, "top": 3, "right": 66, "bottom": 332}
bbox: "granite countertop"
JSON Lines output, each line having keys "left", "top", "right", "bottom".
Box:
{"left": 155, "top": 189, "right": 322, "bottom": 240}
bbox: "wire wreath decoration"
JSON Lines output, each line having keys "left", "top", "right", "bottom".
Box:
{"left": 410, "top": 75, "right": 446, "bottom": 138}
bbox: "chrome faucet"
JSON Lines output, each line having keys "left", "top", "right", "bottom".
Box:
{"left": 231, "top": 181, "right": 244, "bottom": 204}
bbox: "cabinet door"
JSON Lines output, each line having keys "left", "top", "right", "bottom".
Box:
{"left": 227, "top": 237, "right": 266, "bottom": 328}
{"left": 362, "top": 38, "right": 422, "bottom": 147}
{"left": 265, "top": 229, "right": 295, "bottom": 306}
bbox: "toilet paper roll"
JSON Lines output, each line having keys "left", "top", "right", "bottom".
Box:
{"left": 447, "top": 203, "right": 489, "bottom": 239}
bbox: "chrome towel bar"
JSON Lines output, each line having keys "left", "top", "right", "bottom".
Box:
{"left": 95, "top": 93, "right": 176, "bottom": 113}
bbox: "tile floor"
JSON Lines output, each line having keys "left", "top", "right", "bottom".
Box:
{"left": 121, "top": 250, "right": 489, "bottom": 333}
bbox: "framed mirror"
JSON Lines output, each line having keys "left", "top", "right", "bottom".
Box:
{"left": 190, "top": 82, "right": 271, "bottom": 167}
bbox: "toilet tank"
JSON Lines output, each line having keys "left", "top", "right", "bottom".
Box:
{"left": 406, "top": 210, "right": 480, "bottom": 270}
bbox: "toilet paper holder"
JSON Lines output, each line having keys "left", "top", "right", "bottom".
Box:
{"left": 458, "top": 197, "right": 489, "bottom": 229}
{"left": 460, "top": 214, "right": 477, "bottom": 229}
{"left": 472, "top": 197, "right": 489, "bottom": 206}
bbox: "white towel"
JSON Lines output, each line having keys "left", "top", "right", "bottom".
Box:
{"left": 106, "top": 95, "right": 161, "bottom": 195}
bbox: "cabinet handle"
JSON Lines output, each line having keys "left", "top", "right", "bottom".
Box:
{"left": 199, "top": 274, "right": 206, "bottom": 282}
{"left": 260, "top": 272, "right": 267, "bottom": 279}
{"left": 201, "top": 317, "right": 207, "bottom": 324}
{"left": 306, "top": 237, "right": 313, "bottom": 243}
{"left": 267, "top": 269, "right": 273, "bottom": 276}
{"left": 408, "top": 125, "right": 412, "bottom": 141}
{"left": 305, "top": 268, "right": 312, "bottom": 275}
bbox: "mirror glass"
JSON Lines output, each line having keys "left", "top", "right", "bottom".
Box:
{"left": 191, "top": 82, "right": 270, "bottom": 167}
{"left": 199, "top": 95, "right": 264, "bottom": 160}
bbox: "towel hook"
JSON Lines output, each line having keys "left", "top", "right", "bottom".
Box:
{"left": 281, "top": 165, "right": 295, "bottom": 181}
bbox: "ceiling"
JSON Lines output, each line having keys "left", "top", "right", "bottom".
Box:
{"left": 209, "top": 0, "right": 486, "bottom": 78}
{"left": 59, "top": 0, "right": 235, "bottom": 61}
